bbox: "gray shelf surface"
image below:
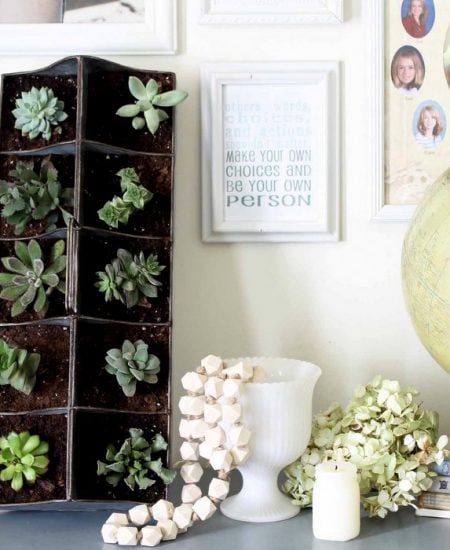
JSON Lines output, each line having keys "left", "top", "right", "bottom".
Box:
{"left": 1, "top": 499, "right": 450, "bottom": 549}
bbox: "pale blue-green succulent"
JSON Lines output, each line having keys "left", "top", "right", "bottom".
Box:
{"left": 116, "top": 76, "right": 188, "bottom": 135}
{"left": 0, "top": 338, "right": 40, "bottom": 395}
{"left": 12, "top": 87, "right": 68, "bottom": 140}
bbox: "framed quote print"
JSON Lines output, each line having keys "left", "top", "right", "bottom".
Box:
{"left": 201, "top": 62, "right": 340, "bottom": 242}
{"left": 370, "top": 0, "right": 449, "bottom": 221}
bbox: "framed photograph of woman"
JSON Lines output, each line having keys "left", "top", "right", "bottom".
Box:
{"left": 369, "top": 0, "right": 449, "bottom": 221}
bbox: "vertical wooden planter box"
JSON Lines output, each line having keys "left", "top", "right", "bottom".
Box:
{"left": 0, "top": 56, "right": 175, "bottom": 507}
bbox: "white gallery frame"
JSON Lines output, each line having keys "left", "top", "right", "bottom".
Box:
{"left": 368, "top": 1, "right": 415, "bottom": 222}
{"left": 200, "top": 0, "right": 343, "bottom": 24}
{"left": 0, "top": 0, "right": 177, "bottom": 55}
{"left": 201, "top": 62, "right": 340, "bottom": 243}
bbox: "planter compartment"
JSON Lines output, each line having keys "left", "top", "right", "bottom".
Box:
{"left": 79, "top": 145, "right": 172, "bottom": 237}
{"left": 71, "top": 409, "right": 169, "bottom": 503}
{"left": 0, "top": 58, "right": 78, "bottom": 152}
{"left": 83, "top": 57, "right": 175, "bottom": 154}
{"left": 0, "top": 236, "right": 68, "bottom": 323}
{"left": 73, "top": 319, "right": 169, "bottom": 413}
{"left": 0, "top": 412, "right": 68, "bottom": 504}
{"left": 0, "top": 320, "right": 72, "bottom": 413}
{"left": 76, "top": 229, "right": 171, "bottom": 324}
{"left": 0, "top": 150, "right": 76, "bottom": 239}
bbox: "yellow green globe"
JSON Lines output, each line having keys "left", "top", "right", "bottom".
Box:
{"left": 402, "top": 169, "right": 450, "bottom": 374}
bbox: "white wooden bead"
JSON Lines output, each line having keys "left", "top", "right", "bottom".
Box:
{"left": 223, "top": 378, "right": 242, "bottom": 398}
{"left": 223, "top": 361, "right": 254, "bottom": 381}
{"left": 180, "top": 441, "right": 200, "bottom": 461}
{"left": 231, "top": 445, "right": 250, "bottom": 465}
{"left": 208, "top": 478, "right": 230, "bottom": 500}
{"left": 141, "top": 525, "right": 163, "bottom": 547}
{"left": 178, "top": 418, "right": 192, "bottom": 439}
{"left": 116, "top": 526, "right": 139, "bottom": 546}
{"left": 201, "top": 354, "right": 223, "bottom": 375}
{"left": 204, "top": 376, "right": 224, "bottom": 399}
{"left": 128, "top": 504, "right": 151, "bottom": 526}
{"left": 222, "top": 403, "right": 242, "bottom": 423}
{"left": 181, "top": 371, "right": 207, "bottom": 394}
{"left": 105, "top": 512, "right": 129, "bottom": 526}
{"left": 199, "top": 440, "right": 214, "bottom": 460}
{"left": 190, "top": 418, "right": 208, "bottom": 439}
{"left": 157, "top": 520, "right": 178, "bottom": 541}
{"left": 210, "top": 449, "right": 233, "bottom": 472}
{"left": 181, "top": 483, "right": 202, "bottom": 504}
{"left": 178, "top": 395, "right": 206, "bottom": 416}
{"left": 173, "top": 503, "right": 194, "bottom": 530}
{"left": 180, "top": 462, "right": 204, "bottom": 484}
{"left": 203, "top": 403, "right": 222, "bottom": 424}
{"left": 101, "top": 523, "right": 118, "bottom": 544}
{"left": 192, "top": 496, "right": 217, "bottom": 521}
{"left": 151, "top": 499, "right": 174, "bottom": 521}
{"left": 204, "top": 425, "right": 226, "bottom": 448}
{"left": 229, "top": 424, "right": 251, "bottom": 446}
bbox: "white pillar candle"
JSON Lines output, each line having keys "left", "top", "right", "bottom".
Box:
{"left": 312, "top": 461, "right": 360, "bottom": 542}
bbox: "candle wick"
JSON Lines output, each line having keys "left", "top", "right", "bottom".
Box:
{"left": 335, "top": 465, "right": 338, "bottom": 471}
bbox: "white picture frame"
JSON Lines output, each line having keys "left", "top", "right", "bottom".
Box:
{"left": 369, "top": 1, "right": 416, "bottom": 222}
{"left": 200, "top": 0, "right": 343, "bottom": 25}
{"left": 0, "top": 0, "right": 177, "bottom": 55}
{"left": 201, "top": 62, "right": 340, "bottom": 243}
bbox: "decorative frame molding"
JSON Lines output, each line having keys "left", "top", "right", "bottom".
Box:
{"left": 200, "top": 0, "right": 343, "bottom": 25}
{"left": 369, "top": 1, "right": 415, "bottom": 222}
{"left": 0, "top": 0, "right": 177, "bottom": 55}
{"left": 201, "top": 62, "right": 340, "bottom": 243}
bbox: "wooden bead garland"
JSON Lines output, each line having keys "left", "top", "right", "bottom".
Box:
{"left": 101, "top": 354, "right": 254, "bottom": 546}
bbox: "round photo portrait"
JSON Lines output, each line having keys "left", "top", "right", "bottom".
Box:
{"left": 391, "top": 46, "right": 425, "bottom": 95}
{"left": 401, "top": 0, "right": 435, "bottom": 38}
{"left": 413, "top": 101, "right": 446, "bottom": 149}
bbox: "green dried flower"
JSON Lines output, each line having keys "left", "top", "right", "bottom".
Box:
{"left": 105, "top": 339, "right": 160, "bottom": 397}
{"left": 97, "top": 167, "right": 152, "bottom": 229}
{"left": 0, "top": 431, "right": 49, "bottom": 492}
{"left": 283, "top": 377, "right": 449, "bottom": 519}
{"left": 0, "top": 239, "right": 66, "bottom": 317}
{"left": 12, "top": 87, "right": 68, "bottom": 140}
{"left": 0, "top": 338, "right": 40, "bottom": 395}
{"left": 95, "top": 248, "right": 164, "bottom": 309}
{"left": 116, "top": 76, "right": 188, "bottom": 135}
{"left": 97, "top": 428, "right": 176, "bottom": 491}
{"left": 0, "top": 157, "right": 73, "bottom": 235}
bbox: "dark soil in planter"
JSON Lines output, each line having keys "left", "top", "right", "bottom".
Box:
{"left": 0, "top": 413, "right": 67, "bottom": 504}
{"left": 72, "top": 410, "right": 169, "bottom": 503}
{"left": 85, "top": 69, "right": 175, "bottom": 154}
{"left": 77, "top": 230, "right": 171, "bottom": 323}
{"left": 0, "top": 153, "right": 75, "bottom": 238}
{"left": 80, "top": 149, "right": 172, "bottom": 237}
{"left": 0, "top": 74, "right": 77, "bottom": 152}
{"left": 0, "top": 237, "right": 68, "bottom": 323}
{"left": 0, "top": 323, "right": 71, "bottom": 412}
{"left": 74, "top": 320, "right": 169, "bottom": 413}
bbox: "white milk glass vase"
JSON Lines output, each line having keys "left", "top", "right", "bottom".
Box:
{"left": 220, "top": 357, "right": 321, "bottom": 523}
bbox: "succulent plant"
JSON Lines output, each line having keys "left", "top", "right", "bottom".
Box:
{"left": 0, "top": 156, "right": 73, "bottom": 235}
{"left": 96, "top": 248, "right": 164, "bottom": 309}
{"left": 0, "top": 431, "right": 49, "bottom": 492}
{"left": 0, "top": 239, "right": 66, "bottom": 317}
{"left": 105, "top": 339, "right": 160, "bottom": 397}
{"left": 97, "top": 428, "right": 176, "bottom": 491}
{"left": 0, "top": 338, "right": 40, "bottom": 395}
{"left": 283, "top": 376, "right": 449, "bottom": 519}
{"left": 97, "top": 167, "right": 152, "bottom": 229}
{"left": 116, "top": 76, "right": 188, "bottom": 135}
{"left": 12, "top": 86, "right": 68, "bottom": 140}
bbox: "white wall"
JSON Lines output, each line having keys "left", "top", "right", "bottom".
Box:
{"left": 1, "top": 0, "right": 449, "bottom": 460}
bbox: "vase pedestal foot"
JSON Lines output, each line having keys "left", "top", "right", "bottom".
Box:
{"left": 220, "top": 491, "right": 299, "bottom": 523}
